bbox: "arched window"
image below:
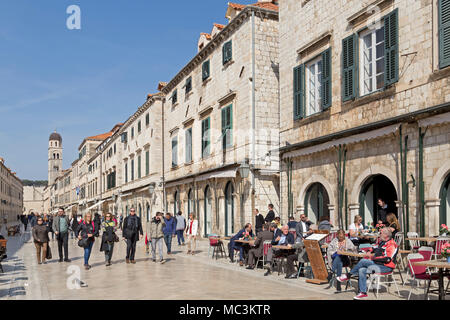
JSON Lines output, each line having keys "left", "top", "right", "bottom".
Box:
{"left": 224, "top": 182, "right": 234, "bottom": 237}
{"left": 187, "top": 189, "right": 194, "bottom": 215}
{"left": 174, "top": 191, "right": 180, "bottom": 214}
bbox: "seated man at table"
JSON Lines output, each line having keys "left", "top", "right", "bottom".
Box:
{"left": 264, "top": 225, "right": 295, "bottom": 276}
{"left": 246, "top": 223, "right": 274, "bottom": 270}
{"left": 337, "top": 228, "right": 398, "bottom": 300}
{"left": 228, "top": 223, "right": 254, "bottom": 266}
{"left": 284, "top": 237, "right": 309, "bottom": 279}
{"left": 296, "top": 214, "right": 314, "bottom": 240}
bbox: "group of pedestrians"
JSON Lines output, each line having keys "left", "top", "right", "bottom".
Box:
{"left": 30, "top": 206, "right": 199, "bottom": 270}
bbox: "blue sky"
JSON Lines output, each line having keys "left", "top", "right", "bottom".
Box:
{"left": 0, "top": 0, "right": 255, "bottom": 180}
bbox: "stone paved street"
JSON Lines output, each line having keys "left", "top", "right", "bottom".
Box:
{"left": 0, "top": 226, "right": 438, "bottom": 300}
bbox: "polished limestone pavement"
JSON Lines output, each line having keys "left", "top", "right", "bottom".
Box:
{"left": 0, "top": 227, "right": 419, "bottom": 300}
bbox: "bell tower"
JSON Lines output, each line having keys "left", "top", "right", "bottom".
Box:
{"left": 48, "top": 131, "right": 63, "bottom": 186}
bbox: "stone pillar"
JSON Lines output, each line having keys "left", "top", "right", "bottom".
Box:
{"left": 425, "top": 199, "right": 440, "bottom": 237}
{"left": 328, "top": 205, "right": 336, "bottom": 227}
{"left": 348, "top": 204, "right": 360, "bottom": 227}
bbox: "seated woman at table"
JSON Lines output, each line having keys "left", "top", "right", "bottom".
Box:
{"left": 348, "top": 215, "right": 369, "bottom": 246}
{"left": 228, "top": 223, "right": 254, "bottom": 266}
{"left": 386, "top": 213, "right": 400, "bottom": 238}
{"left": 337, "top": 228, "right": 398, "bottom": 300}
{"left": 326, "top": 230, "right": 357, "bottom": 289}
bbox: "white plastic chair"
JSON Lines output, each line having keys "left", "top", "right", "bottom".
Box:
{"left": 367, "top": 269, "right": 401, "bottom": 299}
{"left": 394, "top": 232, "right": 404, "bottom": 248}
{"left": 407, "top": 232, "right": 420, "bottom": 251}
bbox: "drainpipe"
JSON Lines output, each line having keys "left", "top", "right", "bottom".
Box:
{"left": 399, "top": 125, "right": 406, "bottom": 235}
{"left": 251, "top": 10, "right": 256, "bottom": 216}
{"left": 162, "top": 98, "right": 166, "bottom": 212}
{"left": 404, "top": 134, "right": 409, "bottom": 235}
{"left": 419, "top": 127, "right": 427, "bottom": 237}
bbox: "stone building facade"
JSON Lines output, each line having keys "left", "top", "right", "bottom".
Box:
{"left": 0, "top": 157, "right": 23, "bottom": 224}
{"left": 161, "top": 2, "right": 280, "bottom": 237}
{"left": 278, "top": 0, "right": 450, "bottom": 236}
{"left": 23, "top": 186, "right": 45, "bottom": 214}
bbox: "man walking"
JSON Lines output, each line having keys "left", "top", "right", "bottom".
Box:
{"left": 122, "top": 208, "right": 143, "bottom": 264}
{"left": 52, "top": 207, "right": 71, "bottom": 262}
{"left": 175, "top": 211, "right": 186, "bottom": 246}
{"left": 377, "top": 198, "right": 389, "bottom": 225}
{"left": 163, "top": 213, "right": 176, "bottom": 255}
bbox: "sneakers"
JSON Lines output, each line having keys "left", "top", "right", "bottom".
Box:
{"left": 160, "top": 259, "right": 166, "bottom": 264}
{"left": 353, "top": 293, "right": 368, "bottom": 300}
{"left": 336, "top": 274, "right": 349, "bottom": 282}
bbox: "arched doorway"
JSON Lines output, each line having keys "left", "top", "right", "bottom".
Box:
{"left": 138, "top": 203, "right": 142, "bottom": 219}
{"left": 173, "top": 191, "right": 180, "bottom": 214}
{"left": 440, "top": 174, "right": 450, "bottom": 226}
{"left": 204, "top": 186, "right": 212, "bottom": 236}
{"left": 187, "top": 189, "right": 194, "bottom": 215}
{"left": 225, "top": 182, "right": 234, "bottom": 236}
{"left": 359, "top": 174, "right": 397, "bottom": 226}
{"left": 304, "top": 183, "right": 330, "bottom": 224}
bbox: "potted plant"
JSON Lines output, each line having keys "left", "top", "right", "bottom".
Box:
{"left": 439, "top": 224, "right": 449, "bottom": 237}
{"left": 441, "top": 243, "right": 450, "bottom": 263}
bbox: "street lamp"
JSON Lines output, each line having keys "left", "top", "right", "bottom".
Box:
{"left": 238, "top": 162, "right": 250, "bottom": 179}
{"left": 148, "top": 182, "right": 156, "bottom": 195}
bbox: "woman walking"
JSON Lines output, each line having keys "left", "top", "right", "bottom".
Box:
{"left": 148, "top": 212, "right": 166, "bottom": 264}
{"left": 100, "top": 213, "right": 117, "bottom": 266}
{"left": 32, "top": 217, "right": 50, "bottom": 264}
{"left": 185, "top": 213, "right": 198, "bottom": 255}
{"left": 76, "top": 213, "right": 98, "bottom": 270}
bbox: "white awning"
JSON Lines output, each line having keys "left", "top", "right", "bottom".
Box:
{"left": 418, "top": 112, "right": 450, "bottom": 128}
{"left": 85, "top": 200, "right": 106, "bottom": 212}
{"left": 210, "top": 169, "right": 237, "bottom": 179}
{"left": 283, "top": 124, "right": 400, "bottom": 159}
{"left": 165, "top": 178, "right": 194, "bottom": 189}
{"left": 258, "top": 169, "right": 280, "bottom": 176}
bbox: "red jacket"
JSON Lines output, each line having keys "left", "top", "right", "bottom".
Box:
{"left": 369, "top": 239, "right": 398, "bottom": 269}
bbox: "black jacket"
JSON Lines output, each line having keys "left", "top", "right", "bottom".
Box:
{"left": 76, "top": 221, "right": 98, "bottom": 242}
{"left": 265, "top": 210, "right": 275, "bottom": 223}
{"left": 255, "top": 214, "right": 265, "bottom": 232}
{"left": 123, "top": 215, "right": 143, "bottom": 240}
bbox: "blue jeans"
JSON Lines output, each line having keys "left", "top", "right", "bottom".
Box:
{"left": 84, "top": 241, "right": 93, "bottom": 266}
{"left": 229, "top": 241, "right": 244, "bottom": 261}
{"left": 151, "top": 238, "right": 164, "bottom": 261}
{"left": 332, "top": 255, "right": 350, "bottom": 277}
{"left": 163, "top": 234, "right": 173, "bottom": 253}
{"left": 350, "top": 259, "right": 392, "bottom": 293}
{"left": 176, "top": 230, "right": 185, "bottom": 245}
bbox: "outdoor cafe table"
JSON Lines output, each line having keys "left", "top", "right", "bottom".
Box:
{"left": 337, "top": 251, "right": 366, "bottom": 258}
{"left": 413, "top": 259, "right": 450, "bottom": 300}
{"left": 272, "top": 245, "right": 293, "bottom": 250}
{"left": 405, "top": 237, "right": 440, "bottom": 242}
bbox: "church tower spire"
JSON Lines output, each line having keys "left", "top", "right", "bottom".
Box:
{"left": 48, "top": 131, "right": 63, "bottom": 186}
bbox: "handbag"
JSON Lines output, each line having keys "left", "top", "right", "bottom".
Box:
{"left": 78, "top": 238, "right": 89, "bottom": 248}
{"left": 113, "top": 233, "right": 119, "bottom": 242}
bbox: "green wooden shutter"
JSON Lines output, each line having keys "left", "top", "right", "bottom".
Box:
{"left": 185, "top": 128, "right": 192, "bottom": 163}
{"left": 172, "top": 137, "right": 178, "bottom": 167}
{"left": 206, "top": 117, "right": 210, "bottom": 155}
{"left": 321, "top": 48, "right": 332, "bottom": 109}
{"left": 223, "top": 41, "right": 232, "bottom": 64}
{"left": 384, "top": 9, "right": 399, "bottom": 86}
{"left": 293, "top": 64, "right": 305, "bottom": 119}
{"left": 439, "top": 0, "right": 450, "bottom": 68}
{"left": 227, "top": 41, "right": 232, "bottom": 62}
{"left": 342, "top": 34, "right": 357, "bottom": 101}
{"left": 145, "top": 150, "right": 149, "bottom": 176}
{"left": 221, "top": 108, "right": 226, "bottom": 149}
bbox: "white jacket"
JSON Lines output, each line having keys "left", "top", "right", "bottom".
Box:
{"left": 185, "top": 219, "right": 198, "bottom": 236}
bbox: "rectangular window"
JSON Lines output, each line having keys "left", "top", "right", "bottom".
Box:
{"left": 185, "top": 128, "right": 192, "bottom": 163}
{"left": 146, "top": 113, "right": 150, "bottom": 126}
{"left": 306, "top": 57, "right": 323, "bottom": 116}
{"left": 172, "top": 137, "right": 178, "bottom": 167}
{"left": 185, "top": 76, "right": 192, "bottom": 94}
{"left": 202, "top": 60, "right": 210, "bottom": 81}
{"left": 114, "top": 144, "right": 116, "bottom": 154}
{"left": 201, "top": 117, "right": 210, "bottom": 158}
{"left": 125, "top": 163, "right": 128, "bottom": 183}
{"left": 145, "top": 150, "right": 150, "bottom": 176}
{"left": 137, "top": 155, "right": 141, "bottom": 179}
{"left": 138, "top": 121, "right": 141, "bottom": 133}
{"left": 222, "top": 40, "right": 232, "bottom": 65}
{"left": 221, "top": 104, "right": 233, "bottom": 149}
{"left": 439, "top": 0, "right": 450, "bottom": 68}
{"left": 359, "top": 25, "right": 385, "bottom": 96}
{"left": 131, "top": 127, "right": 135, "bottom": 139}
{"left": 131, "top": 159, "right": 134, "bottom": 181}
{"left": 171, "top": 89, "right": 178, "bottom": 105}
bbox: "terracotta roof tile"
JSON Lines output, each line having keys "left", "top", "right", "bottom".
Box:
{"left": 213, "top": 23, "right": 226, "bottom": 30}
{"left": 86, "top": 132, "right": 113, "bottom": 141}
{"left": 200, "top": 32, "right": 212, "bottom": 40}
{"left": 228, "top": 1, "right": 278, "bottom": 12}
